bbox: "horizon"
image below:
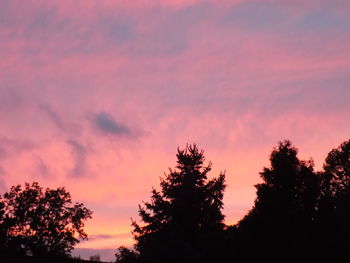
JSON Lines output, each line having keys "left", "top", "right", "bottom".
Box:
{"left": 1, "top": 0, "right": 349, "bottom": 262}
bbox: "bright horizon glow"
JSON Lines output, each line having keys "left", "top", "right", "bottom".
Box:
{"left": 1, "top": 0, "right": 349, "bottom": 261}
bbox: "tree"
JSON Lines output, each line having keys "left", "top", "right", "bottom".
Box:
{"left": 0, "top": 182, "right": 92, "bottom": 258}
{"left": 317, "top": 139, "right": 350, "bottom": 255}
{"left": 0, "top": 198, "right": 6, "bottom": 253}
{"left": 131, "top": 144, "right": 226, "bottom": 263}
{"left": 322, "top": 139, "right": 350, "bottom": 195}
{"left": 236, "top": 140, "right": 319, "bottom": 259}
{"left": 115, "top": 246, "right": 139, "bottom": 263}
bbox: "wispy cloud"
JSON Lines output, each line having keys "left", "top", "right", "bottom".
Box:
{"left": 66, "top": 139, "right": 88, "bottom": 178}
{"left": 91, "top": 112, "right": 132, "bottom": 137}
{"left": 88, "top": 233, "right": 131, "bottom": 241}
{"left": 0, "top": 1, "right": 349, "bottom": 261}
{"left": 0, "top": 167, "right": 6, "bottom": 192}
{"left": 34, "top": 155, "right": 50, "bottom": 178}
{"left": 0, "top": 137, "right": 35, "bottom": 159}
{"left": 39, "top": 104, "right": 65, "bottom": 131}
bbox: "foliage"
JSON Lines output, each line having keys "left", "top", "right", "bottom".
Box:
{"left": 255, "top": 140, "right": 319, "bottom": 224}
{"left": 316, "top": 139, "right": 350, "bottom": 255}
{"left": 131, "top": 144, "right": 226, "bottom": 263}
{"left": 236, "top": 140, "right": 319, "bottom": 259}
{"left": 0, "top": 182, "right": 92, "bottom": 258}
{"left": 322, "top": 139, "right": 350, "bottom": 196}
{"left": 115, "top": 246, "right": 139, "bottom": 263}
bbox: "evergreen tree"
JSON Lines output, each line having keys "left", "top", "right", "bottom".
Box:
{"left": 131, "top": 144, "right": 226, "bottom": 263}
{"left": 237, "top": 140, "right": 319, "bottom": 259}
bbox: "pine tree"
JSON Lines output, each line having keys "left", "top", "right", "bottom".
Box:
{"left": 131, "top": 144, "right": 226, "bottom": 263}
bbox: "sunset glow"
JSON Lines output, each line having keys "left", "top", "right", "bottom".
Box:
{"left": 1, "top": 0, "right": 349, "bottom": 261}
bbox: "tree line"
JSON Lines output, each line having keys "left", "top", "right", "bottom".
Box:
{"left": 0, "top": 139, "right": 349, "bottom": 262}
{"left": 116, "top": 139, "right": 350, "bottom": 262}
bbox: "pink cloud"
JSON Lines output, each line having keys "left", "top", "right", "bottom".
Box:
{"left": 0, "top": 1, "right": 349, "bottom": 260}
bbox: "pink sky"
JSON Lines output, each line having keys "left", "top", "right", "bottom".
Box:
{"left": 1, "top": 0, "right": 350, "bottom": 261}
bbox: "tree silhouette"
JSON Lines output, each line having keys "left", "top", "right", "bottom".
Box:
{"left": 0, "top": 198, "right": 6, "bottom": 253}
{"left": 131, "top": 144, "right": 226, "bottom": 263}
{"left": 115, "top": 246, "right": 139, "bottom": 263}
{"left": 317, "top": 139, "right": 350, "bottom": 256}
{"left": 323, "top": 139, "right": 350, "bottom": 193}
{"left": 0, "top": 182, "right": 92, "bottom": 258}
{"left": 236, "top": 140, "right": 319, "bottom": 259}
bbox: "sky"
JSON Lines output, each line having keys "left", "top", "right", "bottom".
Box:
{"left": 1, "top": 0, "right": 350, "bottom": 261}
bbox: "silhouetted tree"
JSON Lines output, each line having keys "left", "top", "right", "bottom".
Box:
{"left": 0, "top": 182, "right": 92, "bottom": 258}
{"left": 236, "top": 140, "right": 319, "bottom": 259}
{"left": 323, "top": 139, "right": 350, "bottom": 194}
{"left": 317, "top": 139, "right": 350, "bottom": 255}
{"left": 131, "top": 144, "right": 226, "bottom": 263}
{"left": 113, "top": 139, "right": 350, "bottom": 262}
{"left": 0, "top": 197, "right": 6, "bottom": 253}
{"left": 115, "top": 246, "right": 139, "bottom": 263}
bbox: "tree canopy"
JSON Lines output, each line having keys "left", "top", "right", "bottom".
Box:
{"left": 128, "top": 144, "right": 226, "bottom": 263}
{"left": 0, "top": 182, "right": 92, "bottom": 258}
{"left": 316, "top": 139, "right": 350, "bottom": 256}
{"left": 235, "top": 140, "right": 319, "bottom": 259}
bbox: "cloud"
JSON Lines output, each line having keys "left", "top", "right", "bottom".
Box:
{"left": 0, "top": 137, "right": 35, "bottom": 159}
{"left": 66, "top": 139, "right": 87, "bottom": 177}
{"left": 92, "top": 112, "right": 131, "bottom": 137}
{"left": 39, "top": 104, "right": 65, "bottom": 130}
{"left": 0, "top": 167, "right": 6, "bottom": 192}
{"left": 34, "top": 155, "right": 50, "bottom": 178}
{"left": 88, "top": 233, "right": 131, "bottom": 241}
{"left": 0, "top": 0, "right": 349, "bottom": 256}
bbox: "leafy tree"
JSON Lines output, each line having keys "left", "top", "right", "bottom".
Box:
{"left": 131, "top": 144, "right": 226, "bottom": 263}
{"left": 0, "top": 182, "right": 92, "bottom": 258}
{"left": 236, "top": 140, "right": 319, "bottom": 259}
